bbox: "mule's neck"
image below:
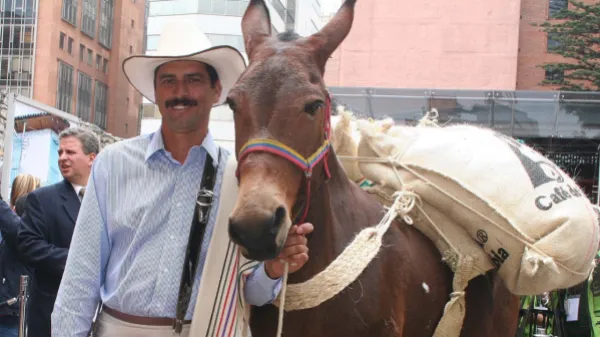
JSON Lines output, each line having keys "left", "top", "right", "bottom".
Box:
{"left": 288, "top": 150, "right": 384, "bottom": 283}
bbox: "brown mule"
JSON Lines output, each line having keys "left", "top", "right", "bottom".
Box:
{"left": 227, "top": 1, "right": 520, "bottom": 336}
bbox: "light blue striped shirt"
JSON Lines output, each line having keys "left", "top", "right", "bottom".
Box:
{"left": 51, "top": 130, "right": 281, "bottom": 336}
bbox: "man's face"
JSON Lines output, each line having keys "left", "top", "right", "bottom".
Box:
{"left": 154, "top": 60, "right": 222, "bottom": 133}
{"left": 58, "top": 136, "right": 95, "bottom": 184}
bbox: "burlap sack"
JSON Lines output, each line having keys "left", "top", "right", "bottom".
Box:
{"left": 356, "top": 120, "right": 599, "bottom": 296}
{"left": 331, "top": 107, "right": 365, "bottom": 183}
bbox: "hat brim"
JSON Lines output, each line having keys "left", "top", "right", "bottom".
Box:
{"left": 122, "top": 45, "right": 247, "bottom": 106}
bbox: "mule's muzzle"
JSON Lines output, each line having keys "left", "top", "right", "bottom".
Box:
{"left": 228, "top": 206, "right": 288, "bottom": 261}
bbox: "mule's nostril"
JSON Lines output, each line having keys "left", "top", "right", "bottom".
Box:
{"left": 270, "top": 206, "right": 286, "bottom": 234}
{"left": 228, "top": 220, "right": 245, "bottom": 244}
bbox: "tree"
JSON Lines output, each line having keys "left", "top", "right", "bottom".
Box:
{"left": 537, "top": 0, "right": 600, "bottom": 91}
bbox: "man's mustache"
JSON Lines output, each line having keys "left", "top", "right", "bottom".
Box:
{"left": 165, "top": 97, "right": 198, "bottom": 108}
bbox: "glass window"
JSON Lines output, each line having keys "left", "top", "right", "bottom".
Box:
{"left": 94, "top": 80, "right": 108, "bottom": 129}
{"left": 67, "top": 37, "right": 73, "bottom": 54}
{"left": 81, "top": 0, "right": 97, "bottom": 37}
{"left": 547, "top": 33, "right": 561, "bottom": 51}
{"left": 98, "top": 0, "right": 114, "bottom": 48}
{"left": 493, "top": 91, "right": 558, "bottom": 138}
{"left": 0, "top": 57, "right": 8, "bottom": 80}
{"left": 2, "top": 25, "right": 35, "bottom": 53}
{"left": 61, "top": 0, "right": 77, "bottom": 26}
{"left": 544, "top": 69, "right": 564, "bottom": 82}
{"left": 79, "top": 44, "right": 85, "bottom": 61}
{"left": 102, "top": 58, "right": 108, "bottom": 73}
{"left": 59, "top": 32, "right": 65, "bottom": 49}
{"left": 0, "top": 0, "right": 36, "bottom": 94}
{"left": 76, "top": 71, "right": 93, "bottom": 121}
{"left": 57, "top": 60, "right": 74, "bottom": 113}
{"left": 373, "top": 88, "right": 437, "bottom": 125}
{"left": 557, "top": 92, "right": 600, "bottom": 139}
{"left": 329, "top": 87, "right": 372, "bottom": 118}
{"left": 428, "top": 90, "right": 492, "bottom": 127}
{"left": 549, "top": 0, "right": 567, "bottom": 18}
{"left": 205, "top": 33, "right": 245, "bottom": 53}
{"left": 23, "top": 26, "right": 32, "bottom": 46}
{"left": 11, "top": 25, "right": 20, "bottom": 45}
{"left": 96, "top": 54, "right": 101, "bottom": 69}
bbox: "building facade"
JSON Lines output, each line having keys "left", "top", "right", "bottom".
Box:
{"left": 142, "top": 0, "right": 322, "bottom": 119}
{"left": 516, "top": 0, "right": 570, "bottom": 90}
{"left": 323, "top": 0, "right": 595, "bottom": 92}
{"left": 0, "top": 0, "right": 146, "bottom": 138}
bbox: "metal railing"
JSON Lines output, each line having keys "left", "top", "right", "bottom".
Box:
{"left": 329, "top": 87, "right": 600, "bottom": 140}
{"left": 18, "top": 275, "right": 29, "bottom": 337}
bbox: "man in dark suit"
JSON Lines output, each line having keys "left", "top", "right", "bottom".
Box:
{"left": 17, "top": 127, "right": 100, "bottom": 337}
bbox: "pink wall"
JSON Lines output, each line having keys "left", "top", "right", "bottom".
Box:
{"left": 324, "top": 0, "right": 522, "bottom": 90}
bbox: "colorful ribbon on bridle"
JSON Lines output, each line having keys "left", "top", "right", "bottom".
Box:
{"left": 235, "top": 93, "right": 333, "bottom": 224}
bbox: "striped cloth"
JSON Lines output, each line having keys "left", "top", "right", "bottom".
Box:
{"left": 190, "top": 156, "right": 257, "bottom": 337}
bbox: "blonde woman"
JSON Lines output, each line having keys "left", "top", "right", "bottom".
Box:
{"left": 0, "top": 173, "right": 39, "bottom": 336}
{"left": 10, "top": 173, "right": 41, "bottom": 210}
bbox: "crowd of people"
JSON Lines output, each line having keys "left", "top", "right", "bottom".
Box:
{"left": 0, "top": 127, "right": 99, "bottom": 337}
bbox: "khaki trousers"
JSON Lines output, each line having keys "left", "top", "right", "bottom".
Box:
{"left": 96, "top": 311, "right": 190, "bottom": 337}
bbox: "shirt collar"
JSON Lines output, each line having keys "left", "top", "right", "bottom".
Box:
{"left": 144, "top": 130, "right": 219, "bottom": 166}
{"left": 71, "top": 183, "right": 83, "bottom": 195}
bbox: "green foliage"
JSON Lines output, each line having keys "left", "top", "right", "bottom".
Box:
{"left": 536, "top": 0, "right": 600, "bottom": 91}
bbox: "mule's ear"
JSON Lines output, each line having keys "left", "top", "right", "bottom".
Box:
{"left": 242, "top": 0, "right": 272, "bottom": 59}
{"left": 308, "top": 0, "right": 356, "bottom": 72}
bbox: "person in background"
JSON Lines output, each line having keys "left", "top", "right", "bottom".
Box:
{"left": 10, "top": 174, "right": 40, "bottom": 212}
{"left": 14, "top": 195, "right": 28, "bottom": 217}
{"left": 17, "top": 128, "right": 100, "bottom": 337}
{"left": 0, "top": 173, "right": 40, "bottom": 336}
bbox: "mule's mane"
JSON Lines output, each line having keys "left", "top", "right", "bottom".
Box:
{"left": 277, "top": 30, "right": 301, "bottom": 42}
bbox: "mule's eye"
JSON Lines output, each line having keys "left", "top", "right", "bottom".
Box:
{"left": 304, "top": 100, "right": 324, "bottom": 116}
{"left": 226, "top": 97, "right": 237, "bottom": 113}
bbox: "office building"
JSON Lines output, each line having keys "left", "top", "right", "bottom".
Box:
{"left": 0, "top": 0, "right": 147, "bottom": 138}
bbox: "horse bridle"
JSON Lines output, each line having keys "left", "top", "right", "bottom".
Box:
{"left": 235, "top": 93, "right": 333, "bottom": 224}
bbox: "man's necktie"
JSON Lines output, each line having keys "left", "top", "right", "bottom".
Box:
{"left": 78, "top": 187, "right": 86, "bottom": 201}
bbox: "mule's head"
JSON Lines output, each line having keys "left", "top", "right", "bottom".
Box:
{"left": 227, "top": 0, "right": 357, "bottom": 260}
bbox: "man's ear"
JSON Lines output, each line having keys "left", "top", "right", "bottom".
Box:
{"left": 89, "top": 153, "right": 97, "bottom": 166}
{"left": 214, "top": 80, "right": 223, "bottom": 104}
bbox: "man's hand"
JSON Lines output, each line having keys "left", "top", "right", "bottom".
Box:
{"left": 264, "top": 222, "right": 314, "bottom": 279}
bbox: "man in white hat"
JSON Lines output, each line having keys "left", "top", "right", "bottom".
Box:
{"left": 50, "top": 21, "right": 313, "bottom": 336}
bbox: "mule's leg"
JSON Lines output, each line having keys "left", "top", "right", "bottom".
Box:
{"left": 460, "top": 273, "right": 495, "bottom": 337}
{"left": 489, "top": 274, "right": 520, "bottom": 337}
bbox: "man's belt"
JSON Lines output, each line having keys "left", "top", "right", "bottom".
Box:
{"left": 102, "top": 305, "right": 191, "bottom": 326}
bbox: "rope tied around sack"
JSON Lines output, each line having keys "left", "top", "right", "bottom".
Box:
{"left": 339, "top": 154, "right": 585, "bottom": 278}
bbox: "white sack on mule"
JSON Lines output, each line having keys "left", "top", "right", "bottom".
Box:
{"left": 330, "top": 107, "right": 363, "bottom": 183}
{"left": 356, "top": 120, "right": 600, "bottom": 295}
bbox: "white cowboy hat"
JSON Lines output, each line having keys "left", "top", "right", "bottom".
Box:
{"left": 122, "top": 20, "right": 246, "bottom": 106}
